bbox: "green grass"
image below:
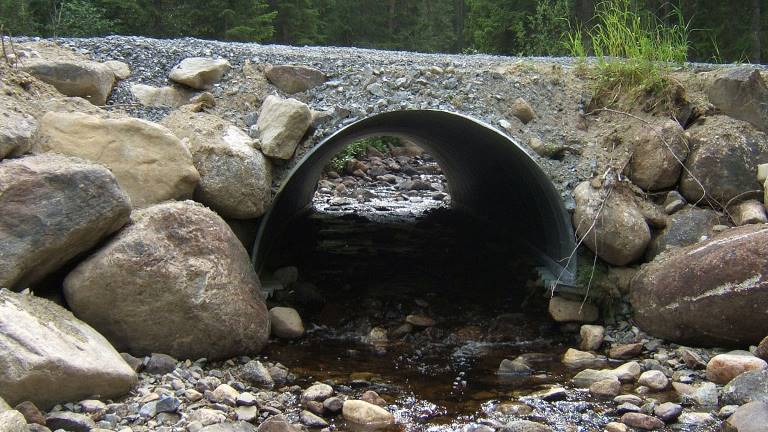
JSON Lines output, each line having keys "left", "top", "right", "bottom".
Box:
{"left": 327, "top": 136, "right": 399, "bottom": 173}
{"left": 566, "top": 0, "right": 690, "bottom": 108}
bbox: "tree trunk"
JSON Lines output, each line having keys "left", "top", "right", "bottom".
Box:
{"left": 454, "top": 0, "right": 465, "bottom": 51}
{"left": 752, "top": 0, "right": 762, "bottom": 63}
{"left": 575, "top": 0, "right": 594, "bottom": 27}
{"left": 388, "top": 0, "right": 396, "bottom": 37}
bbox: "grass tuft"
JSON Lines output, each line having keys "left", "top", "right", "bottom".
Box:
{"left": 567, "top": 0, "right": 690, "bottom": 110}
{"left": 327, "top": 136, "right": 398, "bottom": 173}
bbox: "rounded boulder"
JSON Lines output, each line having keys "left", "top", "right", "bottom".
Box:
{"left": 573, "top": 181, "right": 650, "bottom": 266}
{"left": 63, "top": 201, "right": 270, "bottom": 360}
{"left": 631, "top": 224, "right": 768, "bottom": 347}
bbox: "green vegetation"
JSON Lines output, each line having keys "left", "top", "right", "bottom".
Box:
{"left": 0, "top": 1, "right": 764, "bottom": 63}
{"left": 567, "top": 0, "right": 690, "bottom": 108}
{"left": 327, "top": 136, "right": 399, "bottom": 173}
{"left": 466, "top": 0, "right": 572, "bottom": 56}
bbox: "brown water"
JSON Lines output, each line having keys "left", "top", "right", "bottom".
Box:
{"left": 262, "top": 205, "right": 715, "bottom": 432}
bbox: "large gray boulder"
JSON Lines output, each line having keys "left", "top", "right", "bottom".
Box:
{"left": 572, "top": 181, "right": 651, "bottom": 266}
{"left": 706, "top": 67, "right": 768, "bottom": 132}
{"left": 21, "top": 59, "right": 115, "bottom": 105}
{"left": 645, "top": 206, "right": 723, "bottom": 260}
{"left": 724, "top": 401, "right": 768, "bottom": 432}
{"left": 169, "top": 57, "right": 231, "bottom": 90}
{"left": 631, "top": 224, "right": 768, "bottom": 346}
{"left": 0, "top": 154, "right": 131, "bottom": 290}
{"left": 161, "top": 111, "right": 272, "bottom": 219}
{"left": 0, "top": 109, "right": 36, "bottom": 160}
{"left": 255, "top": 95, "right": 312, "bottom": 160}
{"left": 264, "top": 65, "right": 327, "bottom": 94}
{"left": 680, "top": 116, "right": 768, "bottom": 205}
{"left": 0, "top": 290, "right": 137, "bottom": 409}
{"left": 63, "top": 201, "right": 270, "bottom": 360}
{"left": 626, "top": 119, "right": 689, "bottom": 191}
{"left": 722, "top": 369, "right": 768, "bottom": 405}
{"left": 32, "top": 111, "right": 200, "bottom": 208}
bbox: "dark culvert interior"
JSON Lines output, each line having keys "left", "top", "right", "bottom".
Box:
{"left": 253, "top": 110, "right": 588, "bottom": 425}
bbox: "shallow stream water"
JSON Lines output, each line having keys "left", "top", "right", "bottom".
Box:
{"left": 258, "top": 159, "right": 719, "bottom": 432}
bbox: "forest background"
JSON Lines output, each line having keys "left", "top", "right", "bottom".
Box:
{"left": 0, "top": 0, "right": 764, "bottom": 64}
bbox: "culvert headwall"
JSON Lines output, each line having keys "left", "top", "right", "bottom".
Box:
{"left": 253, "top": 110, "right": 578, "bottom": 291}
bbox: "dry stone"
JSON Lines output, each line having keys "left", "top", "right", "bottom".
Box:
{"left": 548, "top": 296, "right": 598, "bottom": 322}
{"left": 645, "top": 206, "right": 722, "bottom": 260}
{"left": 680, "top": 116, "right": 768, "bottom": 205}
{"left": 33, "top": 111, "right": 200, "bottom": 207}
{"left": 627, "top": 119, "right": 689, "bottom": 191}
{"left": 0, "top": 154, "right": 131, "bottom": 290}
{"left": 756, "top": 336, "right": 768, "bottom": 361}
{"left": 706, "top": 67, "right": 768, "bottom": 132}
{"left": 724, "top": 401, "right": 768, "bottom": 432}
{"left": 0, "top": 410, "right": 27, "bottom": 432}
{"left": 265, "top": 65, "right": 327, "bottom": 94}
{"left": 130, "top": 84, "right": 196, "bottom": 108}
{"left": 580, "top": 325, "right": 605, "bottom": 351}
{"left": 609, "top": 343, "right": 643, "bottom": 360}
{"left": 269, "top": 307, "right": 304, "bottom": 339}
{"left": 46, "top": 411, "right": 96, "bottom": 432}
{"left": 759, "top": 164, "right": 768, "bottom": 182}
{"left": 573, "top": 181, "right": 650, "bottom": 266}
{"left": 103, "top": 60, "right": 131, "bottom": 80}
{"left": 255, "top": 95, "right": 312, "bottom": 160}
{"left": 706, "top": 353, "right": 767, "bottom": 384}
{"left": 510, "top": 97, "right": 535, "bottom": 124}
{"left": 0, "top": 290, "right": 137, "bottom": 409}
{"left": 722, "top": 369, "right": 768, "bottom": 405}
{"left": 631, "top": 224, "right": 768, "bottom": 346}
{"left": 21, "top": 59, "right": 115, "bottom": 105}
{"left": 342, "top": 400, "right": 394, "bottom": 427}
{"left": 733, "top": 200, "right": 767, "bottom": 225}
{"left": 0, "top": 109, "right": 36, "bottom": 160}
{"left": 63, "top": 201, "right": 270, "bottom": 360}
{"left": 169, "top": 57, "right": 231, "bottom": 90}
{"left": 161, "top": 110, "right": 272, "bottom": 219}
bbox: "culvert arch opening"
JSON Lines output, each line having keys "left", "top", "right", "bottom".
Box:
{"left": 254, "top": 110, "right": 582, "bottom": 415}
{"left": 254, "top": 110, "right": 577, "bottom": 291}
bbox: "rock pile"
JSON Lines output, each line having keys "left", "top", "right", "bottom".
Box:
{"left": 0, "top": 43, "right": 313, "bottom": 413}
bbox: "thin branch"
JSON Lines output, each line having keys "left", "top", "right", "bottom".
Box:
{"left": 550, "top": 173, "right": 616, "bottom": 297}
{"left": 586, "top": 107, "right": 719, "bottom": 210}
{"left": 723, "top": 189, "right": 764, "bottom": 224}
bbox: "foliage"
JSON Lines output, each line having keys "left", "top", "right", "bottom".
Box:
{"left": 465, "top": 0, "right": 572, "bottom": 56}
{"left": 327, "top": 136, "right": 399, "bottom": 173}
{"left": 0, "top": 0, "right": 38, "bottom": 34}
{"left": 524, "top": 0, "right": 573, "bottom": 56}
{"left": 0, "top": 0, "right": 764, "bottom": 63}
{"left": 568, "top": 0, "right": 690, "bottom": 107}
{"left": 55, "top": 0, "right": 114, "bottom": 36}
